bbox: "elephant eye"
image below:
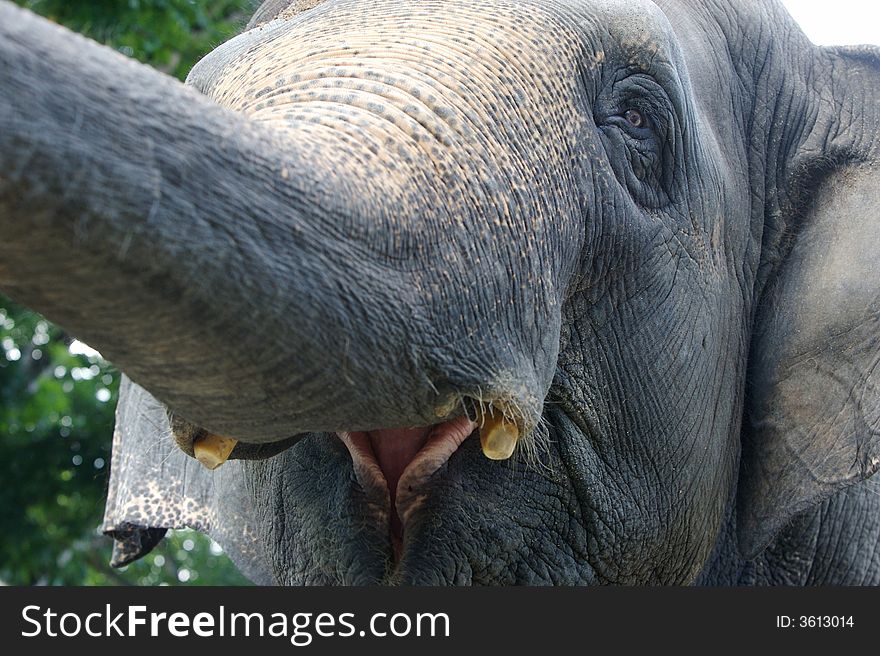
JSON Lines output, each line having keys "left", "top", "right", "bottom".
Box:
{"left": 603, "top": 106, "right": 653, "bottom": 138}
{"left": 594, "top": 73, "right": 676, "bottom": 208}
{"left": 624, "top": 108, "right": 646, "bottom": 128}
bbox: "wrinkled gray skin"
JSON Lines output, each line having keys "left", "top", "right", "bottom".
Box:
{"left": 0, "top": 0, "right": 878, "bottom": 584}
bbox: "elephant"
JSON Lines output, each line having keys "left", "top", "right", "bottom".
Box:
{"left": 0, "top": 0, "right": 878, "bottom": 585}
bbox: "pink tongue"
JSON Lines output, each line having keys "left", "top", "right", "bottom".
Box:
{"left": 369, "top": 428, "right": 432, "bottom": 492}
{"left": 368, "top": 427, "right": 432, "bottom": 541}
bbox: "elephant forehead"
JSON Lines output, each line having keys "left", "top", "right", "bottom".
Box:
{"left": 195, "top": 0, "right": 683, "bottom": 110}
{"left": 208, "top": 5, "right": 581, "bottom": 117}
{"left": 184, "top": 0, "right": 690, "bottom": 236}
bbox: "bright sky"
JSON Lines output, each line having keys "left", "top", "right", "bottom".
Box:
{"left": 780, "top": 0, "right": 880, "bottom": 45}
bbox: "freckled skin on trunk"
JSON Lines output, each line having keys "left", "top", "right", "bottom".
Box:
{"left": 1, "top": 0, "right": 879, "bottom": 584}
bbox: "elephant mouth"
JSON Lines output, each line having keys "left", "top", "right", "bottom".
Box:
{"left": 338, "top": 415, "right": 477, "bottom": 558}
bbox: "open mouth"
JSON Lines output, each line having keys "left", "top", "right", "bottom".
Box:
{"left": 189, "top": 403, "right": 525, "bottom": 558}
{"left": 338, "top": 416, "right": 477, "bottom": 557}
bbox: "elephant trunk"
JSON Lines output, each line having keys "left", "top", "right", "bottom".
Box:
{"left": 0, "top": 2, "right": 553, "bottom": 444}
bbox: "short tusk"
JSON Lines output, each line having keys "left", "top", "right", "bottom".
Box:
{"left": 476, "top": 407, "right": 520, "bottom": 460}
{"left": 192, "top": 433, "right": 238, "bottom": 470}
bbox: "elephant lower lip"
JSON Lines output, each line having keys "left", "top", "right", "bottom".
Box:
{"left": 338, "top": 416, "right": 476, "bottom": 556}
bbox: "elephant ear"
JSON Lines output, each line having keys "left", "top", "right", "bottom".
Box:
{"left": 102, "top": 376, "right": 274, "bottom": 584}
{"left": 738, "top": 46, "right": 880, "bottom": 557}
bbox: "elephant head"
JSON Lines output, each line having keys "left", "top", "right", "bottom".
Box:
{"left": 0, "top": 0, "right": 877, "bottom": 584}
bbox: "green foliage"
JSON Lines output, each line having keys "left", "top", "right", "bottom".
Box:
{"left": 12, "top": 0, "right": 251, "bottom": 78}
{"left": 116, "top": 530, "right": 250, "bottom": 586}
{"left": 0, "top": 300, "right": 117, "bottom": 584}
{"left": 0, "top": 297, "right": 249, "bottom": 585}
{"left": 1, "top": 1, "right": 259, "bottom": 585}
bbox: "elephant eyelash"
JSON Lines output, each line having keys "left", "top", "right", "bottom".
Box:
{"left": 598, "top": 99, "right": 663, "bottom": 142}
{"left": 608, "top": 112, "right": 654, "bottom": 140}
